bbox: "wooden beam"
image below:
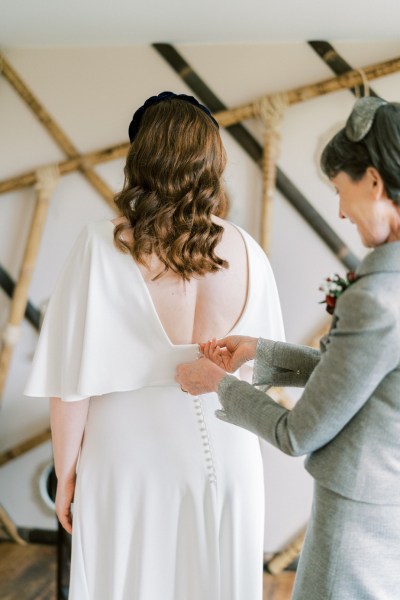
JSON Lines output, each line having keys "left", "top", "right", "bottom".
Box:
{"left": 0, "top": 52, "right": 116, "bottom": 210}
{"left": 0, "top": 503, "right": 27, "bottom": 545}
{"left": 0, "top": 429, "right": 51, "bottom": 467}
{"left": 152, "top": 43, "right": 265, "bottom": 162}
{"left": 308, "top": 41, "right": 379, "bottom": 98}
{"left": 265, "top": 528, "right": 306, "bottom": 575}
{"left": 0, "top": 168, "right": 57, "bottom": 401}
{"left": 0, "top": 142, "right": 129, "bottom": 195}
{"left": 215, "top": 55, "right": 400, "bottom": 128}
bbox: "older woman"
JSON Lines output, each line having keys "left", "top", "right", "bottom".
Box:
{"left": 177, "top": 97, "right": 400, "bottom": 600}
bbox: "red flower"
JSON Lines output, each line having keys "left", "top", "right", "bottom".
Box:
{"left": 319, "top": 271, "right": 358, "bottom": 315}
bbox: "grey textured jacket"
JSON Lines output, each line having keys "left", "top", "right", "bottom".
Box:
{"left": 217, "top": 241, "right": 400, "bottom": 504}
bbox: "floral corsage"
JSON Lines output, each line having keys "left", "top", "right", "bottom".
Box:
{"left": 319, "top": 271, "right": 358, "bottom": 315}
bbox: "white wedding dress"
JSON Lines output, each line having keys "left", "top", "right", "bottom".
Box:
{"left": 25, "top": 220, "right": 284, "bottom": 600}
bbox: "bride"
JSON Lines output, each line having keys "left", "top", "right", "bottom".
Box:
{"left": 25, "top": 91, "right": 284, "bottom": 600}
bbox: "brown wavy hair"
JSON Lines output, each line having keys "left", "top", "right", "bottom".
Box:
{"left": 114, "top": 98, "right": 229, "bottom": 281}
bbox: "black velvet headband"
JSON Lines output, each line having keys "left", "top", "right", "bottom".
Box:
{"left": 345, "top": 96, "right": 387, "bottom": 142}
{"left": 128, "top": 91, "right": 219, "bottom": 142}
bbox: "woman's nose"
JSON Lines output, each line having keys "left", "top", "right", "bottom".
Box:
{"left": 339, "top": 208, "right": 346, "bottom": 220}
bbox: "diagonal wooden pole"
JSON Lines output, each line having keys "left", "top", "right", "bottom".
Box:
{"left": 0, "top": 142, "right": 129, "bottom": 196}
{"left": 0, "top": 167, "right": 59, "bottom": 403}
{"left": 0, "top": 503, "right": 27, "bottom": 545}
{"left": 0, "top": 264, "right": 42, "bottom": 329}
{"left": 215, "top": 56, "right": 400, "bottom": 128}
{"left": 0, "top": 429, "right": 51, "bottom": 467}
{"left": 0, "top": 52, "right": 116, "bottom": 210}
{"left": 265, "top": 527, "right": 307, "bottom": 575}
{"left": 308, "top": 41, "right": 379, "bottom": 98}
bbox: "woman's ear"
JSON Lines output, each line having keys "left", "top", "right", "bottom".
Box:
{"left": 366, "top": 167, "right": 387, "bottom": 199}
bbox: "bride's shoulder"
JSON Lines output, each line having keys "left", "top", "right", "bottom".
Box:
{"left": 212, "top": 217, "right": 246, "bottom": 254}
{"left": 73, "top": 219, "right": 117, "bottom": 253}
{"left": 213, "top": 215, "right": 245, "bottom": 239}
{"left": 213, "top": 216, "right": 261, "bottom": 251}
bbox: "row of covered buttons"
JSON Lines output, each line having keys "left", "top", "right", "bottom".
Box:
{"left": 193, "top": 396, "right": 217, "bottom": 485}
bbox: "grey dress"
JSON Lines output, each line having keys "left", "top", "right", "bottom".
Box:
{"left": 217, "top": 241, "right": 400, "bottom": 600}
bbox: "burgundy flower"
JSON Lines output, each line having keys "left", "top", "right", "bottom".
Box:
{"left": 347, "top": 271, "right": 358, "bottom": 283}
{"left": 319, "top": 271, "right": 358, "bottom": 315}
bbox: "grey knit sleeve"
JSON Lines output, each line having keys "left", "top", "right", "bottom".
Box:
{"left": 253, "top": 338, "right": 321, "bottom": 388}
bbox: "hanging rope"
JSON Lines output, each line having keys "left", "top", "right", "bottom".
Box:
{"left": 255, "top": 93, "right": 289, "bottom": 253}
{"left": 354, "top": 68, "right": 370, "bottom": 98}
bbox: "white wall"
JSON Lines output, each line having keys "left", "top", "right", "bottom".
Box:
{"left": 0, "top": 41, "right": 399, "bottom": 551}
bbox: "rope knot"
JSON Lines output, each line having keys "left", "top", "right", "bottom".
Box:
{"left": 256, "top": 93, "right": 289, "bottom": 132}
{"left": 2, "top": 324, "right": 21, "bottom": 347}
{"left": 34, "top": 165, "right": 60, "bottom": 197}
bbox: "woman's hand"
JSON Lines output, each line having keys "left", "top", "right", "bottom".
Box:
{"left": 55, "top": 476, "right": 76, "bottom": 534}
{"left": 176, "top": 357, "right": 226, "bottom": 396}
{"left": 201, "top": 336, "right": 258, "bottom": 373}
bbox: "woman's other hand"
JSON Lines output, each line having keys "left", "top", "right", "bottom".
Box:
{"left": 201, "top": 336, "right": 258, "bottom": 373}
{"left": 50, "top": 396, "right": 89, "bottom": 535}
{"left": 176, "top": 357, "right": 226, "bottom": 395}
{"left": 55, "top": 476, "right": 75, "bottom": 534}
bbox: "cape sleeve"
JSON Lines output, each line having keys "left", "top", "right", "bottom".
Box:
{"left": 24, "top": 225, "right": 95, "bottom": 401}
{"left": 24, "top": 221, "right": 201, "bottom": 402}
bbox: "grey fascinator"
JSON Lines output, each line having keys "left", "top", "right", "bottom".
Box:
{"left": 345, "top": 96, "right": 387, "bottom": 142}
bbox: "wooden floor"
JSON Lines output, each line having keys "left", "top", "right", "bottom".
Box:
{"left": 0, "top": 542, "right": 57, "bottom": 600}
{"left": 264, "top": 571, "right": 295, "bottom": 600}
{"left": 0, "top": 541, "right": 295, "bottom": 599}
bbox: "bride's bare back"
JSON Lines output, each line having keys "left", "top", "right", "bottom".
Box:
{"left": 114, "top": 216, "right": 248, "bottom": 345}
